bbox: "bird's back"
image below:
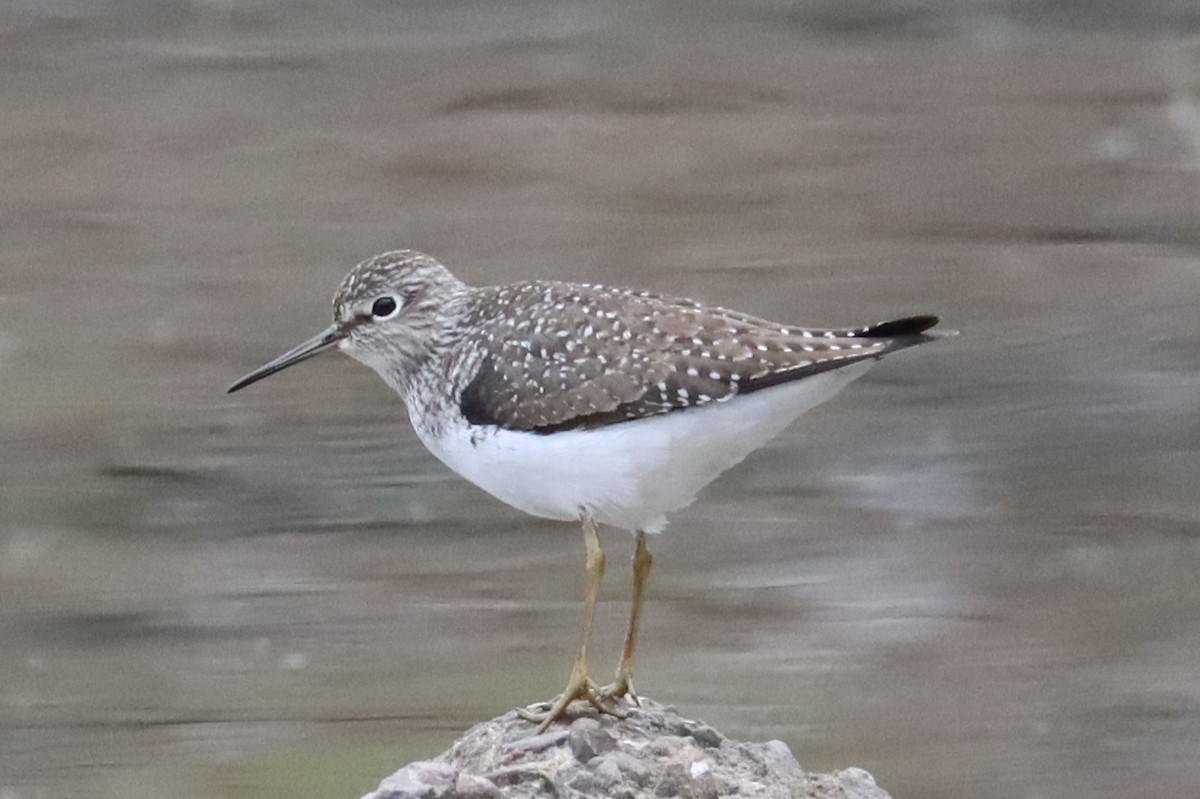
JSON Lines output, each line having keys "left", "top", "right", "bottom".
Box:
{"left": 447, "top": 280, "right": 935, "bottom": 433}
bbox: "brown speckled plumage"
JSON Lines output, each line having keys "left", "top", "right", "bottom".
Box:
{"left": 453, "top": 282, "right": 935, "bottom": 433}
{"left": 326, "top": 251, "right": 937, "bottom": 435}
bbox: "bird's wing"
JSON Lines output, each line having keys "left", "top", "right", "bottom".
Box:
{"left": 455, "top": 282, "right": 937, "bottom": 434}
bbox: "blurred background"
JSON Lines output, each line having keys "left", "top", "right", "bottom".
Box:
{"left": 2, "top": 2, "right": 1199, "bottom": 798}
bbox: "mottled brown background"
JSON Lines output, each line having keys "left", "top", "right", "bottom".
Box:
{"left": 2, "top": 2, "right": 1199, "bottom": 798}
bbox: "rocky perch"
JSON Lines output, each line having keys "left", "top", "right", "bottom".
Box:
{"left": 363, "top": 698, "right": 891, "bottom": 799}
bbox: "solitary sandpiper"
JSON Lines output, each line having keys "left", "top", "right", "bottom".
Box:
{"left": 228, "top": 250, "right": 942, "bottom": 731}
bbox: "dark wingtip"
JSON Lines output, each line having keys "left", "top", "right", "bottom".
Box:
{"left": 861, "top": 315, "right": 940, "bottom": 338}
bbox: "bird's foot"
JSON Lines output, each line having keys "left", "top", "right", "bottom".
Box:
{"left": 598, "top": 670, "right": 640, "bottom": 707}
{"left": 517, "top": 662, "right": 628, "bottom": 733}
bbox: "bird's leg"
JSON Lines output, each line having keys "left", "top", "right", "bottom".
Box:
{"left": 518, "top": 515, "right": 624, "bottom": 732}
{"left": 600, "top": 530, "right": 653, "bottom": 705}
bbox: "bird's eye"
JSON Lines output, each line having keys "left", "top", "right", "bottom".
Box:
{"left": 371, "top": 296, "right": 399, "bottom": 319}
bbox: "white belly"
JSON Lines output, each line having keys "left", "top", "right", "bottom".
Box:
{"left": 411, "top": 362, "right": 872, "bottom": 533}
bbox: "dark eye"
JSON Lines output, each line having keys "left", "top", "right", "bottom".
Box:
{"left": 371, "top": 296, "right": 398, "bottom": 318}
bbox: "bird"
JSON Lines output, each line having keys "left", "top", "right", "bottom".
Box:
{"left": 227, "top": 249, "right": 942, "bottom": 732}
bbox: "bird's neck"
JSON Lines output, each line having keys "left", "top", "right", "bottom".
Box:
{"left": 377, "top": 287, "right": 475, "bottom": 403}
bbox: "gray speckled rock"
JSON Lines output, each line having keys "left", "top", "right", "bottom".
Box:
{"left": 372, "top": 760, "right": 458, "bottom": 799}
{"left": 363, "top": 698, "right": 892, "bottom": 799}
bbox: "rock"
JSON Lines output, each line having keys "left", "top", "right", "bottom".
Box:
{"left": 837, "top": 767, "right": 891, "bottom": 799}
{"left": 483, "top": 764, "right": 556, "bottom": 792}
{"left": 647, "top": 735, "right": 683, "bottom": 758}
{"left": 567, "top": 717, "right": 614, "bottom": 762}
{"left": 363, "top": 697, "right": 892, "bottom": 799}
{"left": 760, "top": 739, "right": 804, "bottom": 779}
{"left": 369, "top": 760, "right": 457, "bottom": 799}
{"left": 453, "top": 774, "right": 504, "bottom": 799}
{"left": 654, "top": 745, "right": 728, "bottom": 799}
{"left": 688, "top": 724, "right": 723, "bottom": 749}
{"left": 502, "top": 729, "right": 569, "bottom": 756}
{"left": 591, "top": 755, "right": 624, "bottom": 787}
{"left": 606, "top": 750, "right": 649, "bottom": 781}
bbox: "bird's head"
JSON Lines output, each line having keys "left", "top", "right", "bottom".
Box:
{"left": 227, "top": 250, "right": 466, "bottom": 394}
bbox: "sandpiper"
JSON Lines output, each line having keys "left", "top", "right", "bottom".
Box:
{"left": 228, "top": 250, "right": 942, "bottom": 731}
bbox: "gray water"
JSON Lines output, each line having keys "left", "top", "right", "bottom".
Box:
{"left": 3, "top": 2, "right": 1200, "bottom": 798}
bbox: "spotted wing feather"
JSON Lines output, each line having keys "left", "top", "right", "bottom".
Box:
{"left": 456, "top": 282, "right": 936, "bottom": 434}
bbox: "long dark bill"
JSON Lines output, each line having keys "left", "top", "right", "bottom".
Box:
{"left": 227, "top": 326, "right": 345, "bottom": 393}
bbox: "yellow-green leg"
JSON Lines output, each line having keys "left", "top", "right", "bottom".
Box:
{"left": 600, "top": 530, "right": 653, "bottom": 704}
{"left": 518, "top": 515, "right": 624, "bottom": 732}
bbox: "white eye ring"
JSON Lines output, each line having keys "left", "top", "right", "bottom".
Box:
{"left": 370, "top": 295, "right": 401, "bottom": 319}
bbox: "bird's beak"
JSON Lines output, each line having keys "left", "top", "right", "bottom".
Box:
{"left": 227, "top": 325, "right": 346, "bottom": 393}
